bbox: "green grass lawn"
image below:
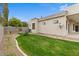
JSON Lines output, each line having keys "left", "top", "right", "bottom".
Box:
{"left": 16, "top": 33, "right": 79, "bottom": 56}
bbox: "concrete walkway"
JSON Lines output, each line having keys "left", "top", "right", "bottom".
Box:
{"left": 37, "top": 33, "right": 79, "bottom": 42}
{"left": 66, "top": 34, "right": 79, "bottom": 40}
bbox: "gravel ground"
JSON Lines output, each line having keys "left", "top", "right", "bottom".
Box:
{"left": 0, "top": 34, "right": 23, "bottom": 56}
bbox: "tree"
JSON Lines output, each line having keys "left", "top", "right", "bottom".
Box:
{"left": 0, "top": 3, "right": 3, "bottom": 24}
{"left": 9, "top": 17, "right": 28, "bottom": 27}
{"left": 21, "top": 22, "right": 28, "bottom": 27}
{"left": 3, "top": 3, "right": 8, "bottom": 26}
{"left": 9, "top": 17, "right": 22, "bottom": 27}
{"left": 0, "top": 14, "right": 3, "bottom": 24}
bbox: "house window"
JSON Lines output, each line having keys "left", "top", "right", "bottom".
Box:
{"left": 53, "top": 20, "right": 58, "bottom": 24}
{"left": 43, "top": 22, "right": 46, "bottom": 25}
{"left": 32, "top": 23, "right": 35, "bottom": 29}
{"left": 75, "top": 25, "right": 79, "bottom": 32}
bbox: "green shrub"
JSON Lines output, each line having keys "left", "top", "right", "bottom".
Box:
{"left": 18, "top": 32, "right": 29, "bottom": 36}
{"left": 24, "top": 32, "right": 28, "bottom": 35}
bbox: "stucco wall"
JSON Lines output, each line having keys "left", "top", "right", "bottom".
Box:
{"left": 28, "top": 19, "right": 39, "bottom": 33}
{"left": 38, "top": 16, "right": 68, "bottom": 36}
{"left": 69, "top": 21, "right": 74, "bottom": 33}
{"left": 28, "top": 4, "right": 79, "bottom": 35}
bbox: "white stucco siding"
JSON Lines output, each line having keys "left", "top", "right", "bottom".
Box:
{"left": 65, "top": 4, "right": 79, "bottom": 15}
{"left": 69, "top": 21, "right": 74, "bottom": 33}
{"left": 28, "top": 19, "right": 39, "bottom": 33}
{"left": 38, "top": 16, "right": 68, "bottom": 36}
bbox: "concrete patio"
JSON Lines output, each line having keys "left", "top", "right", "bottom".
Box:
{"left": 36, "top": 33, "right": 79, "bottom": 42}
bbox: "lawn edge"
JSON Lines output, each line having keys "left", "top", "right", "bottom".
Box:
{"left": 14, "top": 34, "right": 27, "bottom": 56}
{"left": 16, "top": 33, "right": 79, "bottom": 56}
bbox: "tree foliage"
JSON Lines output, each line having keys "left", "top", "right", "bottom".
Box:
{"left": 21, "top": 22, "right": 28, "bottom": 27}
{"left": 3, "top": 3, "right": 8, "bottom": 26}
{"left": 0, "top": 3, "right": 3, "bottom": 25}
{"left": 9, "top": 17, "right": 28, "bottom": 27}
{"left": 9, "top": 17, "right": 21, "bottom": 27}
{"left": 0, "top": 15, "right": 3, "bottom": 24}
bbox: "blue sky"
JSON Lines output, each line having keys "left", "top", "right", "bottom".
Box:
{"left": 8, "top": 3, "right": 75, "bottom": 22}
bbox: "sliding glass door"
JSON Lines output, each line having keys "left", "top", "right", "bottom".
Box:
{"left": 75, "top": 25, "right": 79, "bottom": 32}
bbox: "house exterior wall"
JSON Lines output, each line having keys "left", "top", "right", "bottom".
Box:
{"left": 68, "top": 21, "right": 75, "bottom": 33}
{"left": 28, "top": 4, "right": 79, "bottom": 36}
{"left": 66, "top": 20, "right": 74, "bottom": 34}
{"left": 28, "top": 19, "right": 39, "bottom": 33}
{"left": 38, "top": 16, "right": 68, "bottom": 36}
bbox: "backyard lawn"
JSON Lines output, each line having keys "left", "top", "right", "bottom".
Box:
{"left": 16, "top": 33, "right": 79, "bottom": 56}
